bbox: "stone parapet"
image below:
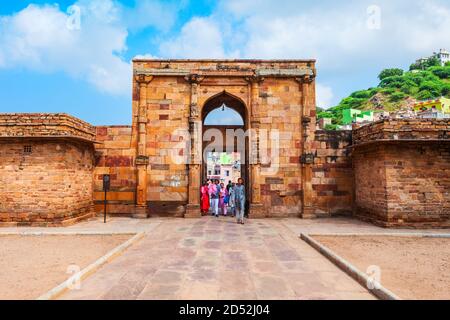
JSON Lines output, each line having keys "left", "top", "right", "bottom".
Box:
{"left": 0, "top": 113, "right": 96, "bottom": 142}
{"left": 352, "top": 119, "right": 450, "bottom": 145}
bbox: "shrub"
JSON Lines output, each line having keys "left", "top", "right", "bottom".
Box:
{"left": 389, "top": 91, "right": 407, "bottom": 102}
{"left": 416, "top": 90, "right": 435, "bottom": 100}
{"left": 378, "top": 68, "right": 404, "bottom": 80}
{"left": 429, "top": 66, "right": 450, "bottom": 79}
{"left": 441, "top": 84, "right": 450, "bottom": 96}
{"left": 419, "top": 81, "right": 442, "bottom": 96}
{"left": 325, "top": 124, "right": 340, "bottom": 131}
{"left": 350, "top": 90, "right": 372, "bottom": 99}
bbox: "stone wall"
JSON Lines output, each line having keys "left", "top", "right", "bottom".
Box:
{"left": 0, "top": 140, "right": 95, "bottom": 226}
{"left": 257, "top": 78, "right": 306, "bottom": 217}
{"left": 312, "top": 130, "right": 353, "bottom": 216}
{"left": 353, "top": 119, "right": 450, "bottom": 228}
{"left": 94, "top": 126, "right": 137, "bottom": 216}
{"left": 0, "top": 113, "right": 96, "bottom": 226}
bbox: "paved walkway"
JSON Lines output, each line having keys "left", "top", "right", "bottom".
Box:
{"left": 59, "top": 217, "right": 376, "bottom": 300}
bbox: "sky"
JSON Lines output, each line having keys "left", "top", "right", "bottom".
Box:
{"left": 0, "top": 0, "right": 449, "bottom": 125}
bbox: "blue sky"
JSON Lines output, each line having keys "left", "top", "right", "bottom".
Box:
{"left": 1, "top": 0, "right": 449, "bottom": 125}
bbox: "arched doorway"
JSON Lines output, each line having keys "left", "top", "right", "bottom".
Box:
{"left": 201, "top": 91, "right": 250, "bottom": 215}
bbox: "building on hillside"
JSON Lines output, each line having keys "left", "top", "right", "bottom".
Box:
{"left": 416, "top": 109, "right": 450, "bottom": 119}
{"left": 413, "top": 97, "right": 450, "bottom": 117}
{"left": 435, "top": 48, "right": 450, "bottom": 66}
{"left": 416, "top": 49, "right": 450, "bottom": 67}
{"left": 390, "top": 109, "right": 416, "bottom": 119}
{"left": 317, "top": 117, "right": 332, "bottom": 129}
{"left": 373, "top": 111, "right": 390, "bottom": 121}
{"left": 342, "top": 109, "right": 374, "bottom": 125}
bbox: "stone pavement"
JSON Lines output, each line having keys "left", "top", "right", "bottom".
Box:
{"left": 59, "top": 217, "right": 377, "bottom": 300}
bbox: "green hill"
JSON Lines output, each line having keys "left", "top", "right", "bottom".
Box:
{"left": 318, "top": 62, "right": 450, "bottom": 128}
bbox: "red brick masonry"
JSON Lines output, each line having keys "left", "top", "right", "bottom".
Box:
{"left": 352, "top": 119, "right": 450, "bottom": 228}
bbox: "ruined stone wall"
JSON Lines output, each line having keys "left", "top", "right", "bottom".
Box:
{"left": 0, "top": 113, "right": 96, "bottom": 226}
{"left": 94, "top": 126, "right": 137, "bottom": 215}
{"left": 0, "top": 140, "right": 95, "bottom": 226}
{"left": 0, "top": 113, "right": 95, "bottom": 141}
{"left": 353, "top": 119, "right": 450, "bottom": 228}
{"left": 312, "top": 130, "right": 353, "bottom": 216}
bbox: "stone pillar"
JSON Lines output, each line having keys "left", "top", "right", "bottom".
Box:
{"left": 134, "top": 75, "right": 153, "bottom": 218}
{"left": 185, "top": 74, "right": 204, "bottom": 218}
{"left": 297, "top": 74, "right": 317, "bottom": 218}
{"left": 246, "top": 76, "right": 265, "bottom": 218}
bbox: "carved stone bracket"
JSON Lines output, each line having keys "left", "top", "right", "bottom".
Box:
{"left": 135, "top": 74, "right": 154, "bottom": 85}
{"left": 300, "top": 152, "right": 316, "bottom": 164}
{"left": 295, "top": 74, "right": 315, "bottom": 85}
{"left": 184, "top": 74, "right": 205, "bottom": 84}
{"left": 245, "top": 75, "right": 265, "bottom": 84}
{"left": 135, "top": 155, "right": 149, "bottom": 166}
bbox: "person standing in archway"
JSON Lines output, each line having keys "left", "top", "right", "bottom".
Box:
{"left": 219, "top": 182, "right": 227, "bottom": 216}
{"left": 234, "top": 178, "right": 246, "bottom": 224}
{"left": 209, "top": 179, "right": 220, "bottom": 217}
{"left": 200, "top": 181, "right": 210, "bottom": 215}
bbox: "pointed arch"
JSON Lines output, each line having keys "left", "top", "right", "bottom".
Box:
{"left": 201, "top": 91, "right": 248, "bottom": 126}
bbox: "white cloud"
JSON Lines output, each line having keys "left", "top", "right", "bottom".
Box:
{"left": 158, "top": 0, "right": 450, "bottom": 67}
{"left": 159, "top": 17, "right": 228, "bottom": 59}
{"left": 156, "top": 0, "right": 450, "bottom": 105}
{"left": 316, "top": 83, "right": 334, "bottom": 109}
{"left": 0, "top": 1, "right": 130, "bottom": 95}
{"left": 133, "top": 53, "right": 159, "bottom": 60}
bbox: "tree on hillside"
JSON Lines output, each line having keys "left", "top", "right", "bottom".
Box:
{"left": 378, "top": 68, "right": 404, "bottom": 81}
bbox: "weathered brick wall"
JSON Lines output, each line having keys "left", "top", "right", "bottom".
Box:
{"left": 94, "top": 126, "right": 137, "bottom": 215}
{"left": 353, "top": 144, "right": 388, "bottom": 223}
{"left": 0, "top": 140, "right": 95, "bottom": 226}
{"left": 312, "top": 130, "right": 353, "bottom": 216}
{"left": 0, "top": 113, "right": 96, "bottom": 226}
{"left": 353, "top": 119, "right": 450, "bottom": 228}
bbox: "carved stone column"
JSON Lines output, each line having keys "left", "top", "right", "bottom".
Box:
{"left": 246, "top": 76, "right": 265, "bottom": 218}
{"left": 184, "top": 74, "right": 204, "bottom": 218}
{"left": 297, "top": 74, "right": 316, "bottom": 218}
{"left": 134, "top": 74, "right": 153, "bottom": 218}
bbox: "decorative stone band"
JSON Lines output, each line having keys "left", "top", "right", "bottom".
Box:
{"left": 0, "top": 113, "right": 96, "bottom": 143}
{"left": 134, "top": 67, "right": 315, "bottom": 79}
{"left": 352, "top": 119, "right": 450, "bottom": 146}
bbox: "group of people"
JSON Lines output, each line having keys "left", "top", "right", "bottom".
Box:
{"left": 200, "top": 178, "right": 246, "bottom": 224}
